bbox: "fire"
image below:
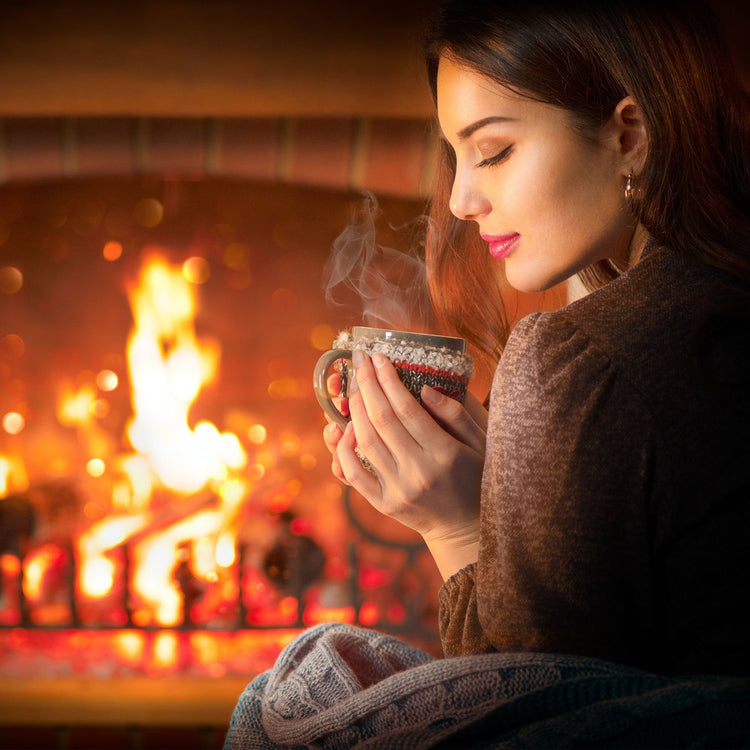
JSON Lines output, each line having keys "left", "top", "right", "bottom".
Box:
{"left": 57, "top": 384, "right": 98, "bottom": 427}
{"left": 52, "top": 252, "right": 252, "bottom": 627}
{"left": 22, "top": 544, "right": 63, "bottom": 601}
{"left": 77, "top": 513, "right": 152, "bottom": 599}
{"left": 132, "top": 508, "right": 227, "bottom": 625}
{"left": 0, "top": 454, "right": 28, "bottom": 496}
{"left": 124, "top": 254, "right": 247, "bottom": 497}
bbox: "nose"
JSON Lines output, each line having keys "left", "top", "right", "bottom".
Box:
{"left": 449, "top": 168, "right": 491, "bottom": 222}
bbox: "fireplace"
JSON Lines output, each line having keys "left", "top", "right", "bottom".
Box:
{"left": 0, "top": 161, "right": 460, "bottom": 747}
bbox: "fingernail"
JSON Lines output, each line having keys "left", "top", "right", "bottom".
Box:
{"left": 349, "top": 375, "right": 359, "bottom": 394}
{"left": 352, "top": 349, "right": 364, "bottom": 367}
{"left": 372, "top": 352, "right": 388, "bottom": 369}
{"left": 421, "top": 385, "right": 443, "bottom": 406}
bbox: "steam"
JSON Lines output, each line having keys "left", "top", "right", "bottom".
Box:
{"left": 322, "top": 194, "right": 435, "bottom": 332}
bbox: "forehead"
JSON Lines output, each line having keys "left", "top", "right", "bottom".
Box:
{"left": 436, "top": 55, "right": 550, "bottom": 137}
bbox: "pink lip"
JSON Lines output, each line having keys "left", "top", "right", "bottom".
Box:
{"left": 481, "top": 233, "right": 520, "bottom": 259}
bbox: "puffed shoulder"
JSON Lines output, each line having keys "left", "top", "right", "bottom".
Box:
{"left": 493, "top": 311, "right": 623, "bottom": 421}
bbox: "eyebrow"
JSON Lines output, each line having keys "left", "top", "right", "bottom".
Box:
{"left": 457, "top": 116, "right": 516, "bottom": 141}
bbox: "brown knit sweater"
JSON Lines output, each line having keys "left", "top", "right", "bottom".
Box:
{"left": 439, "top": 243, "right": 750, "bottom": 677}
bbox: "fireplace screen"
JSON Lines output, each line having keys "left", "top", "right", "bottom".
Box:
{"left": 0, "top": 177, "right": 443, "bottom": 680}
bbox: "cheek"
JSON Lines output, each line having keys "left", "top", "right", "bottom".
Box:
{"left": 502, "top": 148, "right": 576, "bottom": 234}
{"left": 514, "top": 145, "right": 620, "bottom": 241}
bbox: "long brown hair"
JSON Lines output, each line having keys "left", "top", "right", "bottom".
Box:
{"left": 424, "top": 0, "right": 750, "bottom": 372}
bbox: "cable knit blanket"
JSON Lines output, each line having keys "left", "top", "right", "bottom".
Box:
{"left": 223, "top": 623, "right": 749, "bottom": 749}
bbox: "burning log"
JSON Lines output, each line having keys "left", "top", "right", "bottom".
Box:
{"left": 263, "top": 512, "right": 326, "bottom": 601}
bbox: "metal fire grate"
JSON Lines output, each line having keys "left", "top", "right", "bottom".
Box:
{"left": 1, "top": 488, "right": 437, "bottom": 639}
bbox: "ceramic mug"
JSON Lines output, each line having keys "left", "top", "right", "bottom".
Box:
{"left": 313, "top": 326, "right": 473, "bottom": 430}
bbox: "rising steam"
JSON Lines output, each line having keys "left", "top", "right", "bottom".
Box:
{"left": 322, "top": 193, "right": 435, "bottom": 332}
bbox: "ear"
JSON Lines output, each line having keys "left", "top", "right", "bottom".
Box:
{"left": 612, "top": 95, "right": 648, "bottom": 175}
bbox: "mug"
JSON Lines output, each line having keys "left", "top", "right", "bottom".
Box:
{"left": 313, "top": 326, "right": 473, "bottom": 431}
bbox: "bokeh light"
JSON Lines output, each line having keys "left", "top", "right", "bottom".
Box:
{"left": 223, "top": 242, "right": 250, "bottom": 270}
{"left": 0, "top": 266, "right": 23, "bottom": 295}
{"left": 102, "top": 241, "right": 123, "bottom": 261}
{"left": 133, "top": 198, "right": 164, "bottom": 228}
{"left": 0, "top": 334, "right": 25, "bottom": 360}
{"left": 86, "top": 458, "right": 106, "bottom": 477}
{"left": 2, "top": 412, "right": 25, "bottom": 435}
{"left": 182, "top": 256, "right": 211, "bottom": 285}
{"left": 300, "top": 453, "right": 318, "bottom": 470}
{"left": 96, "top": 369, "right": 119, "bottom": 391}
{"left": 92, "top": 399, "right": 110, "bottom": 419}
{"left": 310, "top": 323, "right": 335, "bottom": 351}
{"left": 247, "top": 424, "right": 267, "bottom": 444}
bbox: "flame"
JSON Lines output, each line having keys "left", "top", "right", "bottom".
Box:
{"left": 132, "top": 507, "right": 229, "bottom": 626}
{"left": 123, "top": 254, "right": 246, "bottom": 497}
{"left": 112, "top": 631, "right": 145, "bottom": 663}
{"left": 1, "top": 554, "right": 21, "bottom": 577}
{"left": 57, "top": 385, "right": 98, "bottom": 427}
{"left": 77, "top": 513, "right": 152, "bottom": 599}
{"left": 153, "top": 631, "right": 179, "bottom": 669}
{"left": 22, "top": 544, "right": 62, "bottom": 601}
{"left": 23, "top": 252, "right": 256, "bottom": 630}
{"left": 0, "top": 454, "right": 28, "bottom": 496}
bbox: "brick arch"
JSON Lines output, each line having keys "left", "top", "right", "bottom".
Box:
{"left": 0, "top": 117, "right": 437, "bottom": 199}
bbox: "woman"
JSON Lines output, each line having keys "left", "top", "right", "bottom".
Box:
{"left": 324, "top": 0, "right": 750, "bottom": 677}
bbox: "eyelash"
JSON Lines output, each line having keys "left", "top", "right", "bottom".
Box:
{"left": 476, "top": 145, "right": 513, "bottom": 168}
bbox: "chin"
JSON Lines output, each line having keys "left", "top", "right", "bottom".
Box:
{"left": 504, "top": 263, "right": 573, "bottom": 294}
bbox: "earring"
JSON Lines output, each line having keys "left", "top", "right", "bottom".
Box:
{"left": 624, "top": 171, "right": 634, "bottom": 204}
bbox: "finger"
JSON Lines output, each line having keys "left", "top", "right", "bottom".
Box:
{"left": 366, "top": 352, "right": 449, "bottom": 448}
{"left": 337, "top": 421, "right": 382, "bottom": 498}
{"left": 349, "top": 352, "right": 414, "bottom": 466}
{"left": 331, "top": 451, "right": 348, "bottom": 484}
{"left": 323, "top": 420, "right": 343, "bottom": 455}
{"left": 325, "top": 372, "right": 350, "bottom": 418}
{"left": 336, "top": 396, "right": 350, "bottom": 417}
{"left": 327, "top": 371, "right": 343, "bottom": 396}
{"left": 464, "top": 391, "right": 489, "bottom": 432}
{"left": 347, "top": 385, "right": 399, "bottom": 475}
{"left": 421, "top": 386, "right": 486, "bottom": 454}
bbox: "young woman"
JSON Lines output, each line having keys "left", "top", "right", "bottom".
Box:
{"left": 323, "top": 0, "right": 750, "bottom": 677}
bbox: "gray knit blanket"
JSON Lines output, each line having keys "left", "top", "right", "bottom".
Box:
{"left": 223, "top": 623, "right": 749, "bottom": 749}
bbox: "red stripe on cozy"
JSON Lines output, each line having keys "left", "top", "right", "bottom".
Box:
{"left": 391, "top": 360, "right": 470, "bottom": 383}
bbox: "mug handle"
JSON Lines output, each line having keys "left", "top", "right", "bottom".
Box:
{"left": 313, "top": 348, "right": 352, "bottom": 431}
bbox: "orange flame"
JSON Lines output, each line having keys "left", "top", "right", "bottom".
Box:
{"left": 39, "top": 252, "right": 253, "bottom": 628}
{"left": 123, "top": 254, "right": 246, "bottom": 497}
{"left": 77, "top": 513, "right": 152, "bottom": 599}
{"left": 0, "top": 454, "right": 28, "bottom": 497}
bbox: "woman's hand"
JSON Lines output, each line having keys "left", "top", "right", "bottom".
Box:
{"left": 332, "top": 350, "right": 487, "bottom": 580}
{"left": 322, "top": 371, "right": 350, "bottom": 484}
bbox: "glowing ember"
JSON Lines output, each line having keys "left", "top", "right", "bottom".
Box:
{"left": 0, "top": 455, "right": 28, "bottom": 495}
{"left": 77, "top": 513, "right": 151, "bottom": 599}
{"left": 22, "top": 544, "right": 64, "bottom": 602}
{"left": 132, "top": 508, "right": 227, "bottom": 626}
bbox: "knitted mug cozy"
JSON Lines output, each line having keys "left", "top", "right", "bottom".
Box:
{"left": 333, "top": 329, "right": 473, "bottom": 405}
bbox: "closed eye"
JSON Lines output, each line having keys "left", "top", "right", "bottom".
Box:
{"left": 476, "top": 145, "right": 513, "bottom": 168}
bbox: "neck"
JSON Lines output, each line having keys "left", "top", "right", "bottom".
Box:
{"left": 627, "top": 223, "right": 651, "bottom": 267}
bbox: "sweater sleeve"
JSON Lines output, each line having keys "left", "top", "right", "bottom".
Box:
{"left": 439, "top": 312, "right": 657, "bottom": 665}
